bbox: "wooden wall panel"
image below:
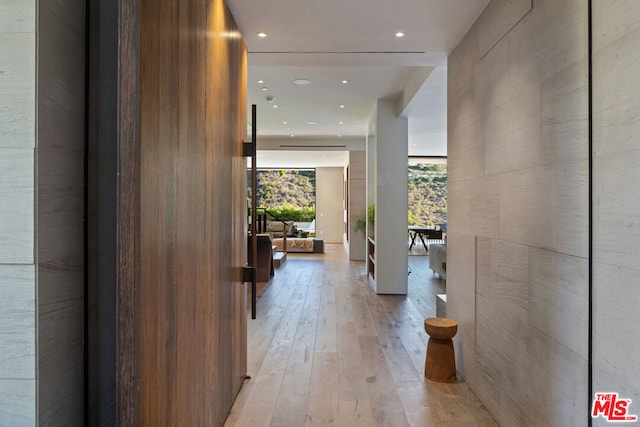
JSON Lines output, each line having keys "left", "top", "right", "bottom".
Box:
{"left": 116, "top": 0, "right": 142, "bottom": 424}
{"left": 89, "top": 0, "right": 142, "bottom": 423}
{"left": 87, "top": 0, "right": 118, "bottom": 423}
{"left": 139, "top": 0, "right": 247, "bottom": 424}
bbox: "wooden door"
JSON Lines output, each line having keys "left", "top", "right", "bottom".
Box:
{"left": 138, "top": 0, "right": 248, "bottom": 424}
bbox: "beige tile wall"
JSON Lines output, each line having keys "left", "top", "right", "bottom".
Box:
{"left": 0, "top": 2, "right": 36, "bottom": 425}
{"left": 447, "top": 0, "right": 589, "bottom": 424}
{"left": 446, "top": 231, "right": 476, "bottom": 388}
{"left": 593, "top": 2, "right": 640, "bottom": 424}
{"left": 0, "top": 0, "right": 85, "bottom": 424}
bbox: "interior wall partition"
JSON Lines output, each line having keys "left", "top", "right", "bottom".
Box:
{"left": 591, "top": 2, "right": 640, "bottom": 425}
{"left": 447, "top": 0, "right": 590, "bottom": 425}
{"left": 138, "top": 0, "right": 248, "bottom": 423}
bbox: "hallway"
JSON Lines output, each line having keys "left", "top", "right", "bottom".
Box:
{"left": 225, "top": 245, "right": 496, "bottom": 426}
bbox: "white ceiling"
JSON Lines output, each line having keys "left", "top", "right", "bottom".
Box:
{"left": 256, "top": 150, "right": 350, "bottom": 169}
{"left": 226, "top": 0, "right": 489, "bottom": 167}
{"left": 248, "top": 66, "right": 417, "bottom": 138}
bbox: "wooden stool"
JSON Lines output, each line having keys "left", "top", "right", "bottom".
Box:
{"left": 424, "top": 317, "right": 458, "bottom": 383}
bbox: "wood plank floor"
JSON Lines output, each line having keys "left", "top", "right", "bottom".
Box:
{"left": 224, "top": 244, "right": 497, "bottom": 427}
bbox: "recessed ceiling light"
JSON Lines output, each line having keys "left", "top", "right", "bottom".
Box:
{"left": 282, "top": 121, "right": 287, "bottom": 125}
{"left": 340, "top": 105, "right": 345, "bottom": 108}
{"left": 307, "top": 121, "right": 318, "bottom": 125}
{"left": 257, "top": 32, "right": 267, "bottom": 38}
{"left": 258, "top": 80, "right": 264, "bottom": 84}
{"left": 293, "top": 78, "right": 311, "bottom": 85}
{"left": 273, "top": 104, "right": 278, "bottom": 108}
{"left": 342, "top": 80, "right": 348, "bottom": 84}
{"left": 261, "top": 87, "right": 268, "bottom": 91}
{"left": 339, "top": 121, "right": 343, "bottom": 125}
{"left": 395, "top": 32, "right": 405, "bottom": 38}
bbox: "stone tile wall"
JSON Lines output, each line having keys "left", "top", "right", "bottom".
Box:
{"left": 592, "top": 2, "right": 640, "bottom": 424}
{"left": 447, "top": 0, "right": 590, "bottom": 424}
{"left": 0, "top": 2, "right": 37, "bottom": 424}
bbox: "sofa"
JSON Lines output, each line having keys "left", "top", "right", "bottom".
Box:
{"left": 265, "top": 220, "right": 297, "bottom": 238}
{"left": 264, "top": 220, "right": 323, "bottom": 253}
{"left": 428, "top": 243, "right": 446, "bottom": 279}
{"left": 272, "top": 237, "right": 324, "bottom": 253}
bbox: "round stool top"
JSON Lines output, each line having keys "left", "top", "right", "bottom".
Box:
{"left": 424, "top": 317, "right": 458, "bottom": 339}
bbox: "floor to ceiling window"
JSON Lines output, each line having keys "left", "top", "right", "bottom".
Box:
{"left": 408, "top": 157, "right": 447, "bottom": 229}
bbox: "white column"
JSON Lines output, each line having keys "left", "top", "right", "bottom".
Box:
{"left": 347, "top": 151, "right": 366, "bottom": 260}
{"left": 316, "top": 167, "right": 345, "bottom": 243}
{"left": 373, "top": 98, "right": 408, "bottom": 294}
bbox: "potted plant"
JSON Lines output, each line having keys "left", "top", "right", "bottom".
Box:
{"left": 353, "top": 218, "right": 366, "bottom": 234}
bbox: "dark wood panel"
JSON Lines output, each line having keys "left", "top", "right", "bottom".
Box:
{"left": 87, "top": 0, "right": 141, "bottom": 424}
{"left": 116, "top": 0, "right": 142, "bottom": 425}
{"left": 36, "top": 0, "right": 86, "bottom": 424}
{"left": 139, "top": 0, "right": 247, "bottom": 424}
{"left": 231, "top": 38, "right": 249, "bottom": 412}
{"left": 139, "top": 0, "right": 159, "bottom": 423}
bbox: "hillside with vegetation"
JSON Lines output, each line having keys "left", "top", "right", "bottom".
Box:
{"left": 255, "top": 169, "right": 316, "bottom": 221}
{"left": 251, "top": 165, "right": 447, "bottom": 227}
{"left": 408, "top": 164, "right": 447, "bottom": 227}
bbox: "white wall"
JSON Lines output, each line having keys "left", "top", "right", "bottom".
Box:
{"left": 373, "top": 98, "right": 408, "bottom": 295}
{"left": 0, "top": 3, "right": 37, "bottom": 424}
{"left": 448, "top": 0, "right": 589, "bottom": 425}
{"left": 316, "top": 167, "right": 345, "bottom": 243}
{"left": 366, "top": 127, "right": 376, "bottom": 237}
{"left": 346, "top": 151, "right": 366, "bottom": 260}
{"left": 593, "top": 2, "right": 640, "bottom": 422}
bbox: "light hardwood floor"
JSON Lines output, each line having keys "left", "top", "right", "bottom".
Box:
{"left": 224, "top": 244, "right": 497, "bottom": 427}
